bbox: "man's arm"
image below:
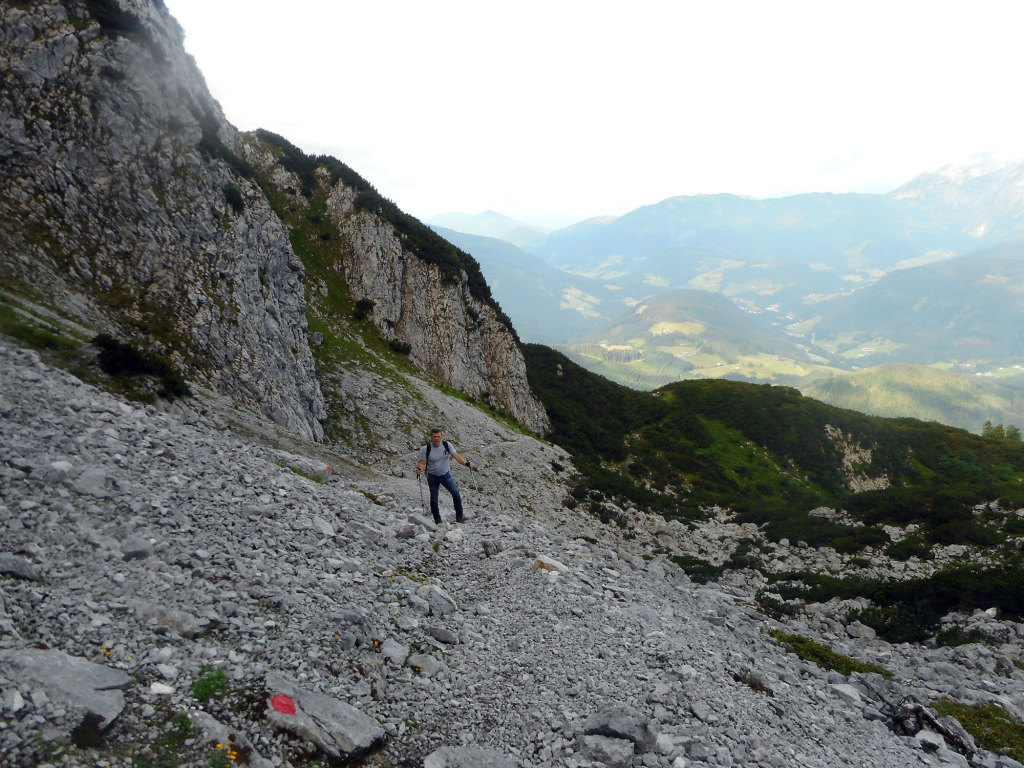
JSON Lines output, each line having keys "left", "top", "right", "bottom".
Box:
{"left": 452, "top": 452, "right": 473, "bottom": 469}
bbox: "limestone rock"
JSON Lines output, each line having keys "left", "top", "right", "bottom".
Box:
{"left": 424, "top": 745, "right": 518, "bottom": 768}
{"left": 0, "top": 649, "right": 130, "bottom": 734}
{"left": 264, "top": 673, "right": 385, "bottom": 761}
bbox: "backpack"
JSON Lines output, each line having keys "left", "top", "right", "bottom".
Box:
{"left": 425, "top": 440, "right": 453, "bottom": 462}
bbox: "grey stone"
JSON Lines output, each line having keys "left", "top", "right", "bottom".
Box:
{"left": 423, "top": 745, "right": 518, "bottom": 768}
{"left": 264, "top": 672, "right": 384, "bottom": 761}
{"left": 70, "top": 467, "right": 109, "bottom": 497}
{"left": 132, "top": 600, "right": 203, "bottom": 638}
{"left": 0, "top": 649, "right": 129, "bottom": 732}
{"left": 583, "top": 705, "right": 648, "bottom": 749}
{"left": 419, "top": 584, "right": 458, "bottom": 616}
{"left": 121, "top": 535, "right": 154, "bottom": 560}
{"left": 846, "top": 620, "right": 876, "bottom": 639}
{"left": 580, "top": 733, "right": 635, "bottom": 766}
{"left": 381, "top": 638, "right": 409, "bottom": 666}
{"left": 830, "top": 683, "right": 863, "bottom": 706}
{"left": 311, "top": 515, "right": 335, "bottom": 536}
{"left": 407, "top": 653, "right": 447, "bottom": 679}
{"left": 0, "top": 554, "right": 41, "bottom": 581}
{"left": 689, "top": 700, "right": 719, "bottom": 724}
{"left": 425, "top": 625, "right": 459, "bottom": 644}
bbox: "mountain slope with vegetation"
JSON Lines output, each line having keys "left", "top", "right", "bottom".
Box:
{"left": 802, "top": 363, "right": 1024, "bottom": 435}
{"left": 561, "top": 288, "right": 830, "bottom": 388}
{"left": 808, "top": 248, "right": 1024, "bottom": 370}
{"left": 525, "top": 344, "right": 1024, "bottom": 548}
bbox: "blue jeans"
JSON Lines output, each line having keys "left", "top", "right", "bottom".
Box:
{"left": 427, "top": 471, "right": 463, "bottom": 521}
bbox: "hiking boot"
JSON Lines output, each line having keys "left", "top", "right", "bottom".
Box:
{"left": 456, "top": 515, "right": 465, "bottom": 523}
{"left": 433, "top": 515, "right": 442, "bottom": 525}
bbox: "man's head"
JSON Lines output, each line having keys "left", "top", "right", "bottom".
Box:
{"left": 430, "top": 429, "right": 443, "bottom": 446}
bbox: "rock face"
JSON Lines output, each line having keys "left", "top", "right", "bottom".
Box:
{"left": 1, "top": 0, "right": 547, "bottom": 440}
{"left": 244, "top": 151, "right": 545, "bottom": 434}
{"left": 328, "top": 203, "right": 548, "bottom": 433}
{"left": 0, "top": 0, "right": 327, "bottom": 440}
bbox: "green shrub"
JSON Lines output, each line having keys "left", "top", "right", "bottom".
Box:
{"left": 846, "top": 606, "right": 934, "bottom": 644}
{"left": 93, "top": 333, "right": 191, "bottom": 399}
{"left": 669, "top": 554, "right": 724, "bottom": 584}
{"left": 353, "top": 298, "right": 375, "bottom": 320}
{"left": 769, "top": 629, "right": 892, "bottom": 678}
{"left": 191, "top": 664, "right": 228, "bottom": 702}
{"left": 935, "top": 625, "right": 999, "bottom": 648}
{"left": 733, "top": 668, "right": 774, "bottom": 696}
{"left": 755, "top": 592, "right": 800, "bottom": 620}
{"left": 886, "top": 535, "right": 934, "bottom": 561}
{"left": 223, "top": 183, "right": 244, "bottom": 214}
{"left": 170, "top": 711, "right": 194, "bottom": 737}
{"left": 932, "top": 698, "right": 1024, "bottom": 761}
{"left": 771, "top": 562, "right": 1024, "bottom": 644}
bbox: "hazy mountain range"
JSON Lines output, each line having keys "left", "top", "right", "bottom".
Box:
{"left": 429, "top": 159, "right": 1024, "bottom": 432}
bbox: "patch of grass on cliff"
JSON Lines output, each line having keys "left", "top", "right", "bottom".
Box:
{"left": 932, "top": 698, "right": 1024, "bottom": 762}
{"left": 265, "top": 184, "right": 417, "bottom": 378}
{"left": 0, "top": 301, "right": 80, "bottom": 352}
{"left": 769, "top": 629, "right": 892, "bottom": 678}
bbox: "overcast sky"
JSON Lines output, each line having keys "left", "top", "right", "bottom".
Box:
{"left": 162, "top": 0, "right": 1024, "bottom": 224}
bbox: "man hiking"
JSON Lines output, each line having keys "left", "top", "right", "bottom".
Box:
{"left": 416, "top": 429, "right": 473, "bottom": 524}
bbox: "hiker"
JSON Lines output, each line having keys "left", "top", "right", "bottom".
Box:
{"left": 416, "top": 429, "right": 473, "bottom": 523}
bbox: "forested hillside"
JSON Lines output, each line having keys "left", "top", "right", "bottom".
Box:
{"left": 524, "top": 344, "right": 1024, "bottom": 551}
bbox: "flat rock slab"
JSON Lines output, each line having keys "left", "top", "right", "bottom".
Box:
{"left": 0, "top": 553, "right": 41, "bottom": 581}
{"left": 0, "top": 648, "right": 130, "bottom": 731}
{"left": 264, "top": 672, "right": 385, "bottom": 761}
{"left": 423, "top": 745, "right": 519, "bottom": 768}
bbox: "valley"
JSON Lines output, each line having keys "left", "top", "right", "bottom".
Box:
{"left": 433, "top": 192, "right": 1024, "bottom": 435}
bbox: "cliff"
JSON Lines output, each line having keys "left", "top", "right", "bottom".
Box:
{"left": 0, "top": 0, "right": 547, "bottom": 440}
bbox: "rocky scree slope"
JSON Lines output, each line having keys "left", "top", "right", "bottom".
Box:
{"left": 4, "top": 339, "right": 1024, "bottom": 768}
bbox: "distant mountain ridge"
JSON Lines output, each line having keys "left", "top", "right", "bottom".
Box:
{"left": 808, "top": 246, "right": 1024, "bottom": 369}
{"left": 433, "top": 160, "right": 1024, "bottom": 430}
{"left": 427, "top": 210, "right": 554, "bottom": 248}
{"left": 562, "top": 288, "right": 826, "bottom": 389}
{"left": 431, "top": 226, "right": 632, "bottom": 345}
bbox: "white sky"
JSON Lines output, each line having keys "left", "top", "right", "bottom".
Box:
{"left": 162, "top": 0, "right": 1024, "bottom": 223}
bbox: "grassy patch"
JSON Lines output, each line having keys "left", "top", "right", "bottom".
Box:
{"left": 733, "top": 668, "right": 774, "bottom": 696}
{"left": 933, "top": 698, "right": 1024, "bottom": 762}
{"left": 275, "top": 461, "right": 329, "bottom": 485}
{"left": 769, "top": 629, "right": 892, "bottom": 678}
{"left": 191, "top": 664, "right": 228, "bottom": 702}
{"left": 0, "top": 299, "right": 83, "bottom": 351}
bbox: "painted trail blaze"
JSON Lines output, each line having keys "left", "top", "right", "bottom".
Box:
{"left": 271, "top": 694, "right": 296, "bottom": 715}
